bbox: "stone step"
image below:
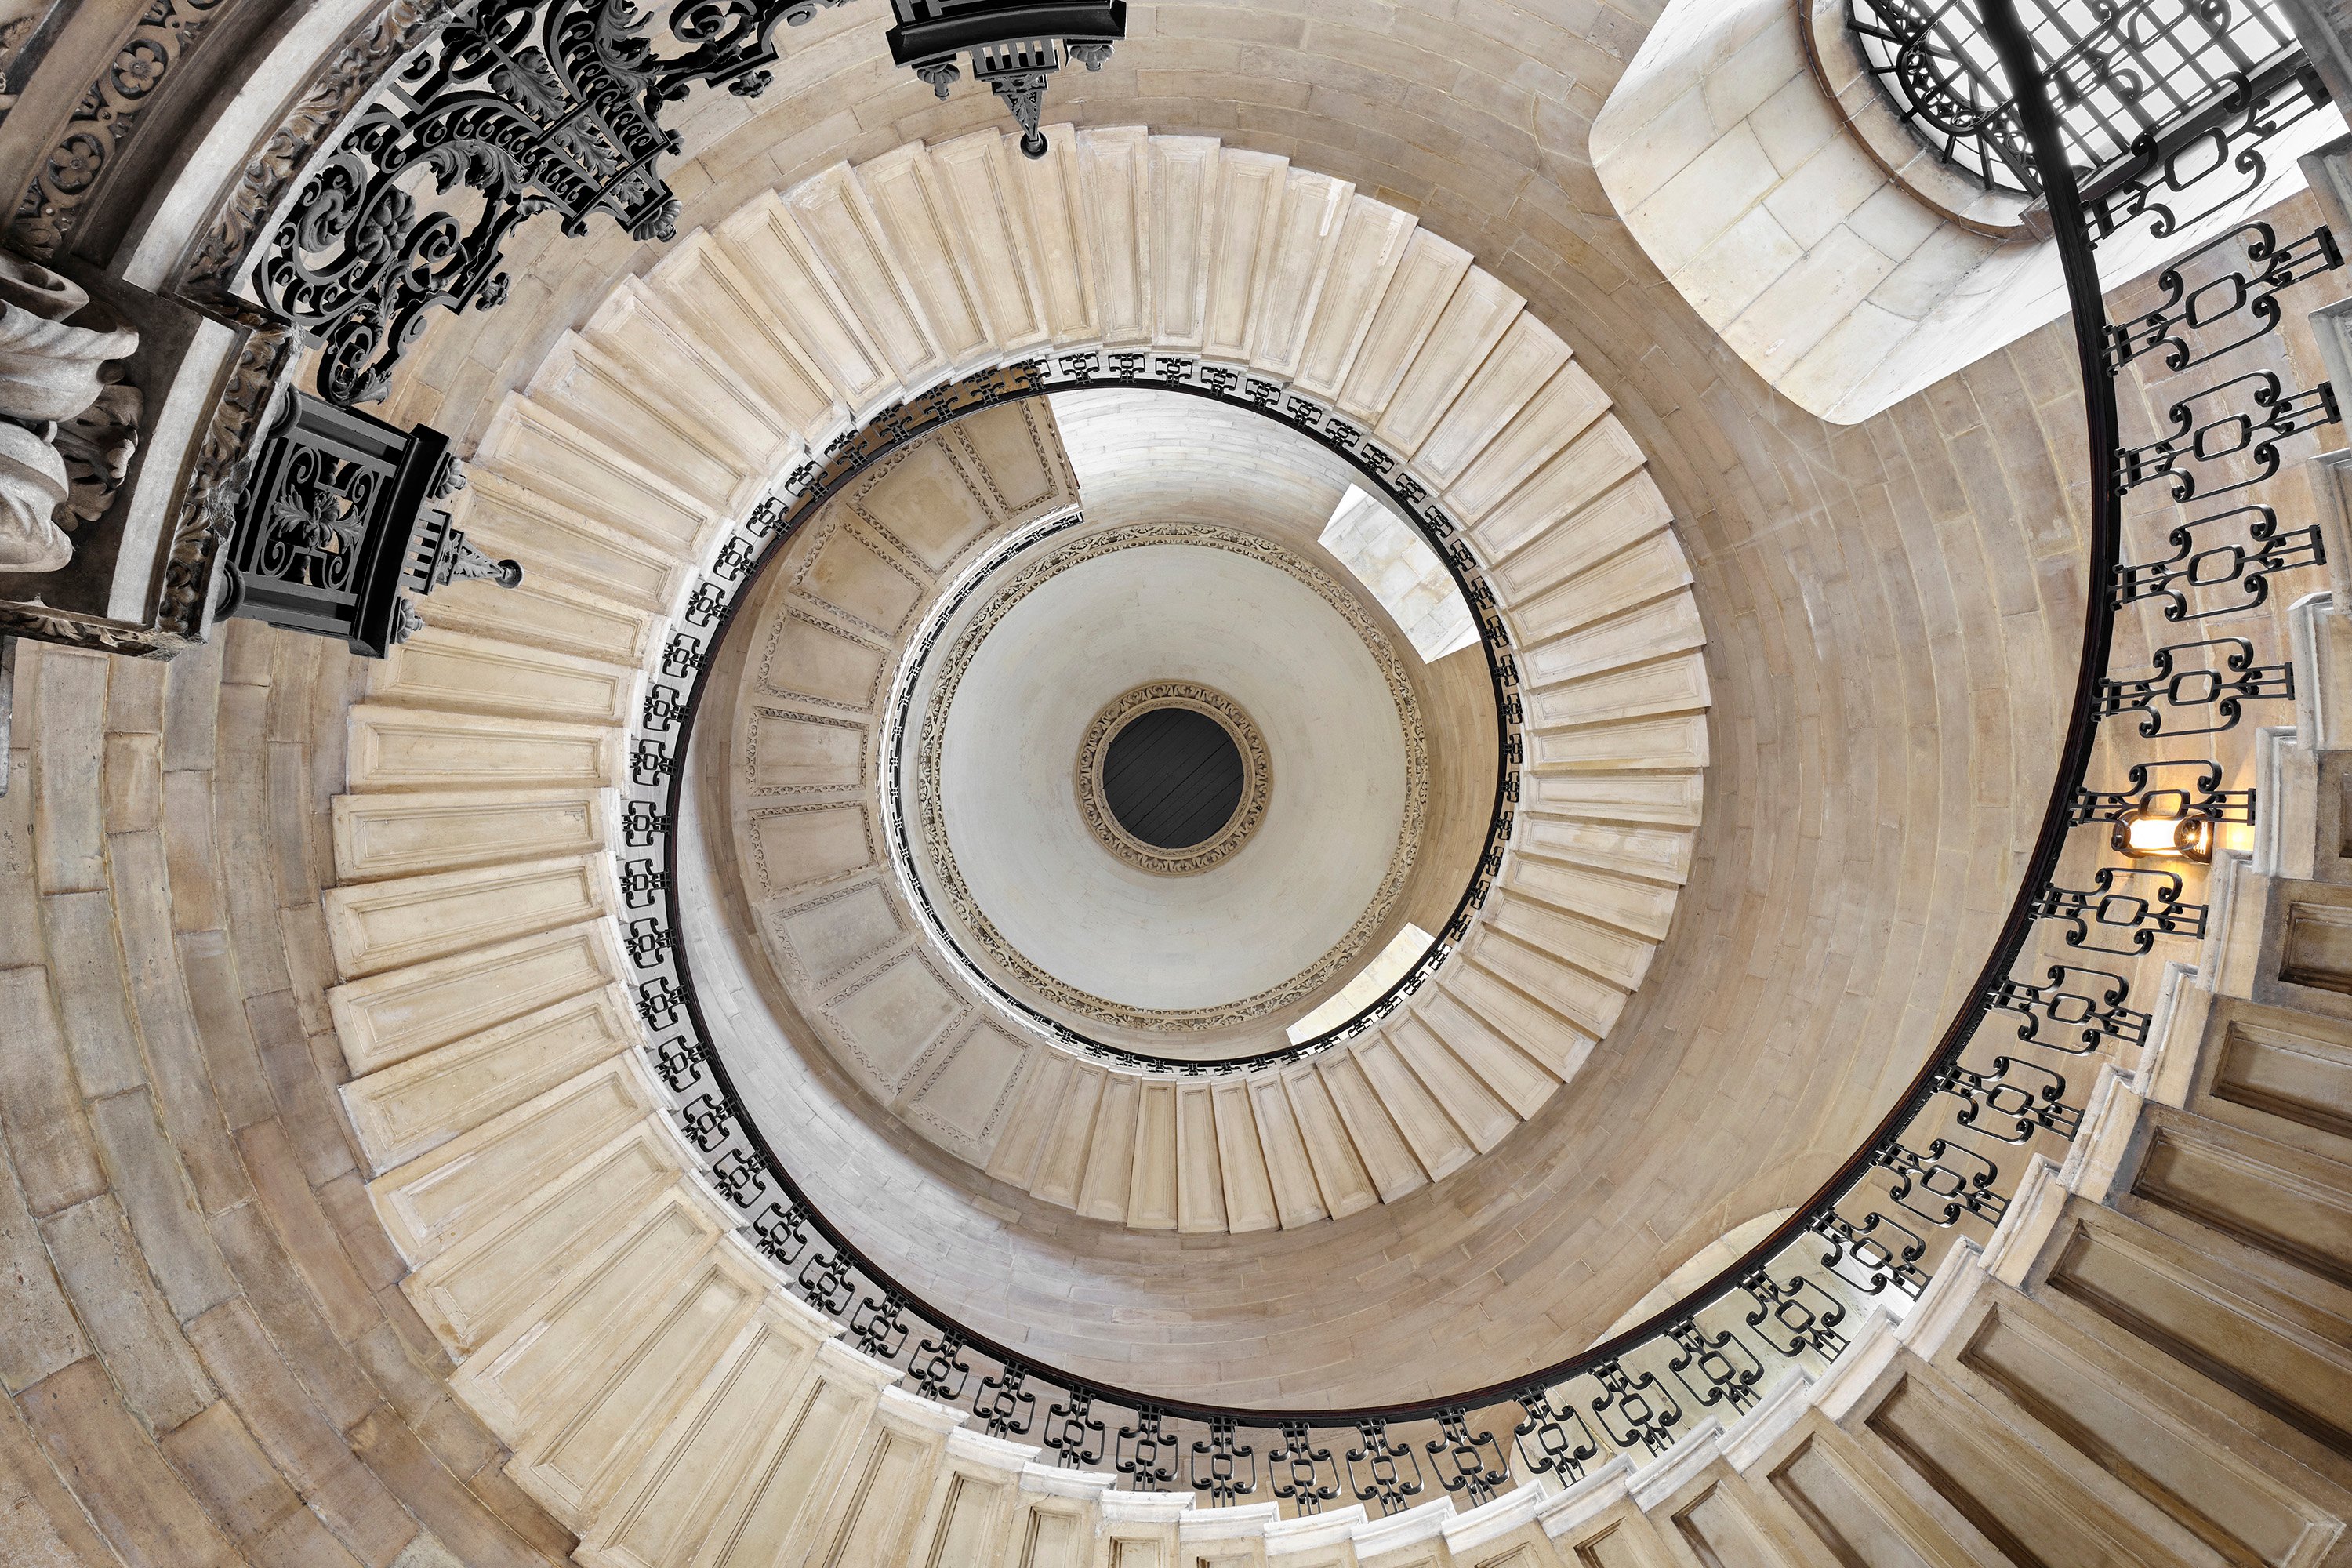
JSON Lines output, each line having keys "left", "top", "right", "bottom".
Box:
{"left": 415, "top": 567, "right": 660, "bottom": 670}
{"left": 330, "top": 786, "right": 617, "bottom": 884}
{"left": 365, "top": 625, "right": 641, "bottom": 728}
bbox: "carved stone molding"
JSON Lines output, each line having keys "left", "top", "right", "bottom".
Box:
{"left": 9, "top": 0, "right": 230, "bottom": 259}
{"left": 176, "top": 0, "right": 456, "bottom": 318}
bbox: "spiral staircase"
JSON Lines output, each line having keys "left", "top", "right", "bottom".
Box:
{"left": 6, "top": 0, "right": 2352, "bottom": 1564}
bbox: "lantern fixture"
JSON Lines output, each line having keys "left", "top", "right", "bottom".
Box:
{"left": 2110, "top": 789, "right": 2216, "bottom": 863}
{"left": 886, "top": 2, "right": 1127, "bottom": 157}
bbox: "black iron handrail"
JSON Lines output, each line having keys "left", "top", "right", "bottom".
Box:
{"left": 611, "top": 15, "right": 2346, "bottom": 1506}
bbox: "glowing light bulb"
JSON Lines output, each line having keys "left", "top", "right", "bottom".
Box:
{"left": 2112, "top": 803, "right": 2212, "bottom": 863}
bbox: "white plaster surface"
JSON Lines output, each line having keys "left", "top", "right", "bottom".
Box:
{"left": 934, "top": 540, "right": 1410, "bottom": 1012}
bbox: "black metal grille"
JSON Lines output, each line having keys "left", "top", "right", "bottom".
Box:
{"left": 1847, "top": 0, "right": 2311, "bottom": 198}
{"left": 1103, "top": 707, "right": 1247, "bottom": 850}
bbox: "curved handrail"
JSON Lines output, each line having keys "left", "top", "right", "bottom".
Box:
{"left": 844, "top": 379, "right": 1526, "bottom": 1076}
{"left": 612, "top": 25, "right": 2340, "bottom": 1516}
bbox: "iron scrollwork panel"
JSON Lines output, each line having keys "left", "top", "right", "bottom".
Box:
{"left": 2031, "top": 866, "right": 2206, "bottom": 955}
{"left": 1345, "top": 1419, "right": 1425, "bottom": 1516}
{"left": 1512, "top": 1384, "right": 1601, "bottom": 1483}
{"left": 2095, "top": 636, "right": 2292, "bottom": 737}
{"left": 1739, "top": 1264, "right": 1853, "bottom": 1361}
{"left": 2111, "top": 503, "right": 2324, "bottom": 621}
{"left": 1591, "top": 1358, "right": 1682, "bottom": 1458}
{"left": 1664, "top": 1318, "right": 1765, "bottom": 1417}
{"left": 2114, "top": 373, "right": 2339, "bottom": 503}
{"left": 1188, "top": 1416, "right": 1258, "bottom": 1506}
{"left": 1268, "top": 1421, "right": 1341, "bottom": 1515}
{"left": 256, "top": 0, "right": 838, "bottom": 408}
{"left": 1986, "top": 964, "right": 2150, "bottom": 1051}
{"left": 222, "top": 389, "right": 517, "bottom": 655}
{"left": 2107, "top": 220, "right": 2343, "bottom": 372}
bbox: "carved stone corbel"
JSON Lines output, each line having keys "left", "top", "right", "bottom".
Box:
{"left": 0, "top": 254, "right": 139, "bottom": 574}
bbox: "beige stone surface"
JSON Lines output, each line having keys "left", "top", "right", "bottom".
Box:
{"left": 0, "top": 631, "right": 575, "bottom": 1565}
{"left": 21, "top": 4, "right": 2352, "bottom": 1560}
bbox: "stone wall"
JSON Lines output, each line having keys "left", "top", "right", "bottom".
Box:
{"left": 1, "top": 627, "right": 575, "bottom": 1566}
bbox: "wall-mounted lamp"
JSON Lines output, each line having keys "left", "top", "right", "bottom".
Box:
{"left": 2111, "top": 791, "right": 2216, "bottom": 862}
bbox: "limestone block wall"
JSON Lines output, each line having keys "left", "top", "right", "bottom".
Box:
{"left": 287, "top": 519, "right": 2352, "bottom": 1560}
{"left": 13, "top": 0, "right": 2339, "bottom": 1417}
{"left": 1590, "top": 0, "right": 2345, "bottom": 423}
{"left": 0, "top": 628, "right": 578, "bottom": 1567}
{"left": 4, "top": 2, "right": 2352, "bottom": 1559}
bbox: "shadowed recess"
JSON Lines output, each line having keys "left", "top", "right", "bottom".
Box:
{"left": 1102, "top": 705, "right": 1247, "bottom": 850}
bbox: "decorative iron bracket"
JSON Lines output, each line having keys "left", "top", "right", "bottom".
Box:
{"left": 885, "top": 2, "right": 1125, "bottom": 156}
{"left": 218, "top": 390, "right": 518, "bottom": 657}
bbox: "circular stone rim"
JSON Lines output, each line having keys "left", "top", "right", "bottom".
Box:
{"left": 1076, "top": 682, "right": 1271, "bottom": 875}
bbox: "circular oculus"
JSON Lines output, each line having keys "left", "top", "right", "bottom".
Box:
{"left": 1075, "top": 684, "right": 1270, "bottom": 875}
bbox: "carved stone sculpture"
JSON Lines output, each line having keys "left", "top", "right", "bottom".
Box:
{"left": 0, "top": 423, "right": 68, "bottom": 570}
{"left": 0, "top": 254, "right": 139, "bottom": 573}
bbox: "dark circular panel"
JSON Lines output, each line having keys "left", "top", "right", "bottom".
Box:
{"left": 1102, "top": 707, "right": 1247, "bottom": 851}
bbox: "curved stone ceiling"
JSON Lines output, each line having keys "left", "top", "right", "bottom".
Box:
{"left": 918, "top": 529, "right": 1424, "bottom": 1027}
{"left": 339, "top": 18, "right": 2080, "bottom": 1395}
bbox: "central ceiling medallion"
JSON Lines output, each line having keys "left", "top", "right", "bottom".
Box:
{"left": 1076, "top": 683, "right": 1269, "bottom": 876}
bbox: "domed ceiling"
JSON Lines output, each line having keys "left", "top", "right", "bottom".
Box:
{"left": 906, "top": 522, "right": 1427, "bottom": 1034}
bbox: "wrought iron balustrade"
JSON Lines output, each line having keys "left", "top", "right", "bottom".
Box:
{"left": 253, "top": 0, "right": 1123, "bottom": 409}
{"left": 546, "top": 0, "right": 2352, "bottom": 1519}
{"left": 629, "top": 354, "right": 1526, "bottom": 1080}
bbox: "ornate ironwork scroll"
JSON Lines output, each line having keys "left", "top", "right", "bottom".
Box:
{"left": 249, "top": 0, "right": 1134, "bottom": 407}
{"left": 254, "top": 0, "right": 845, "bottom": 408}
